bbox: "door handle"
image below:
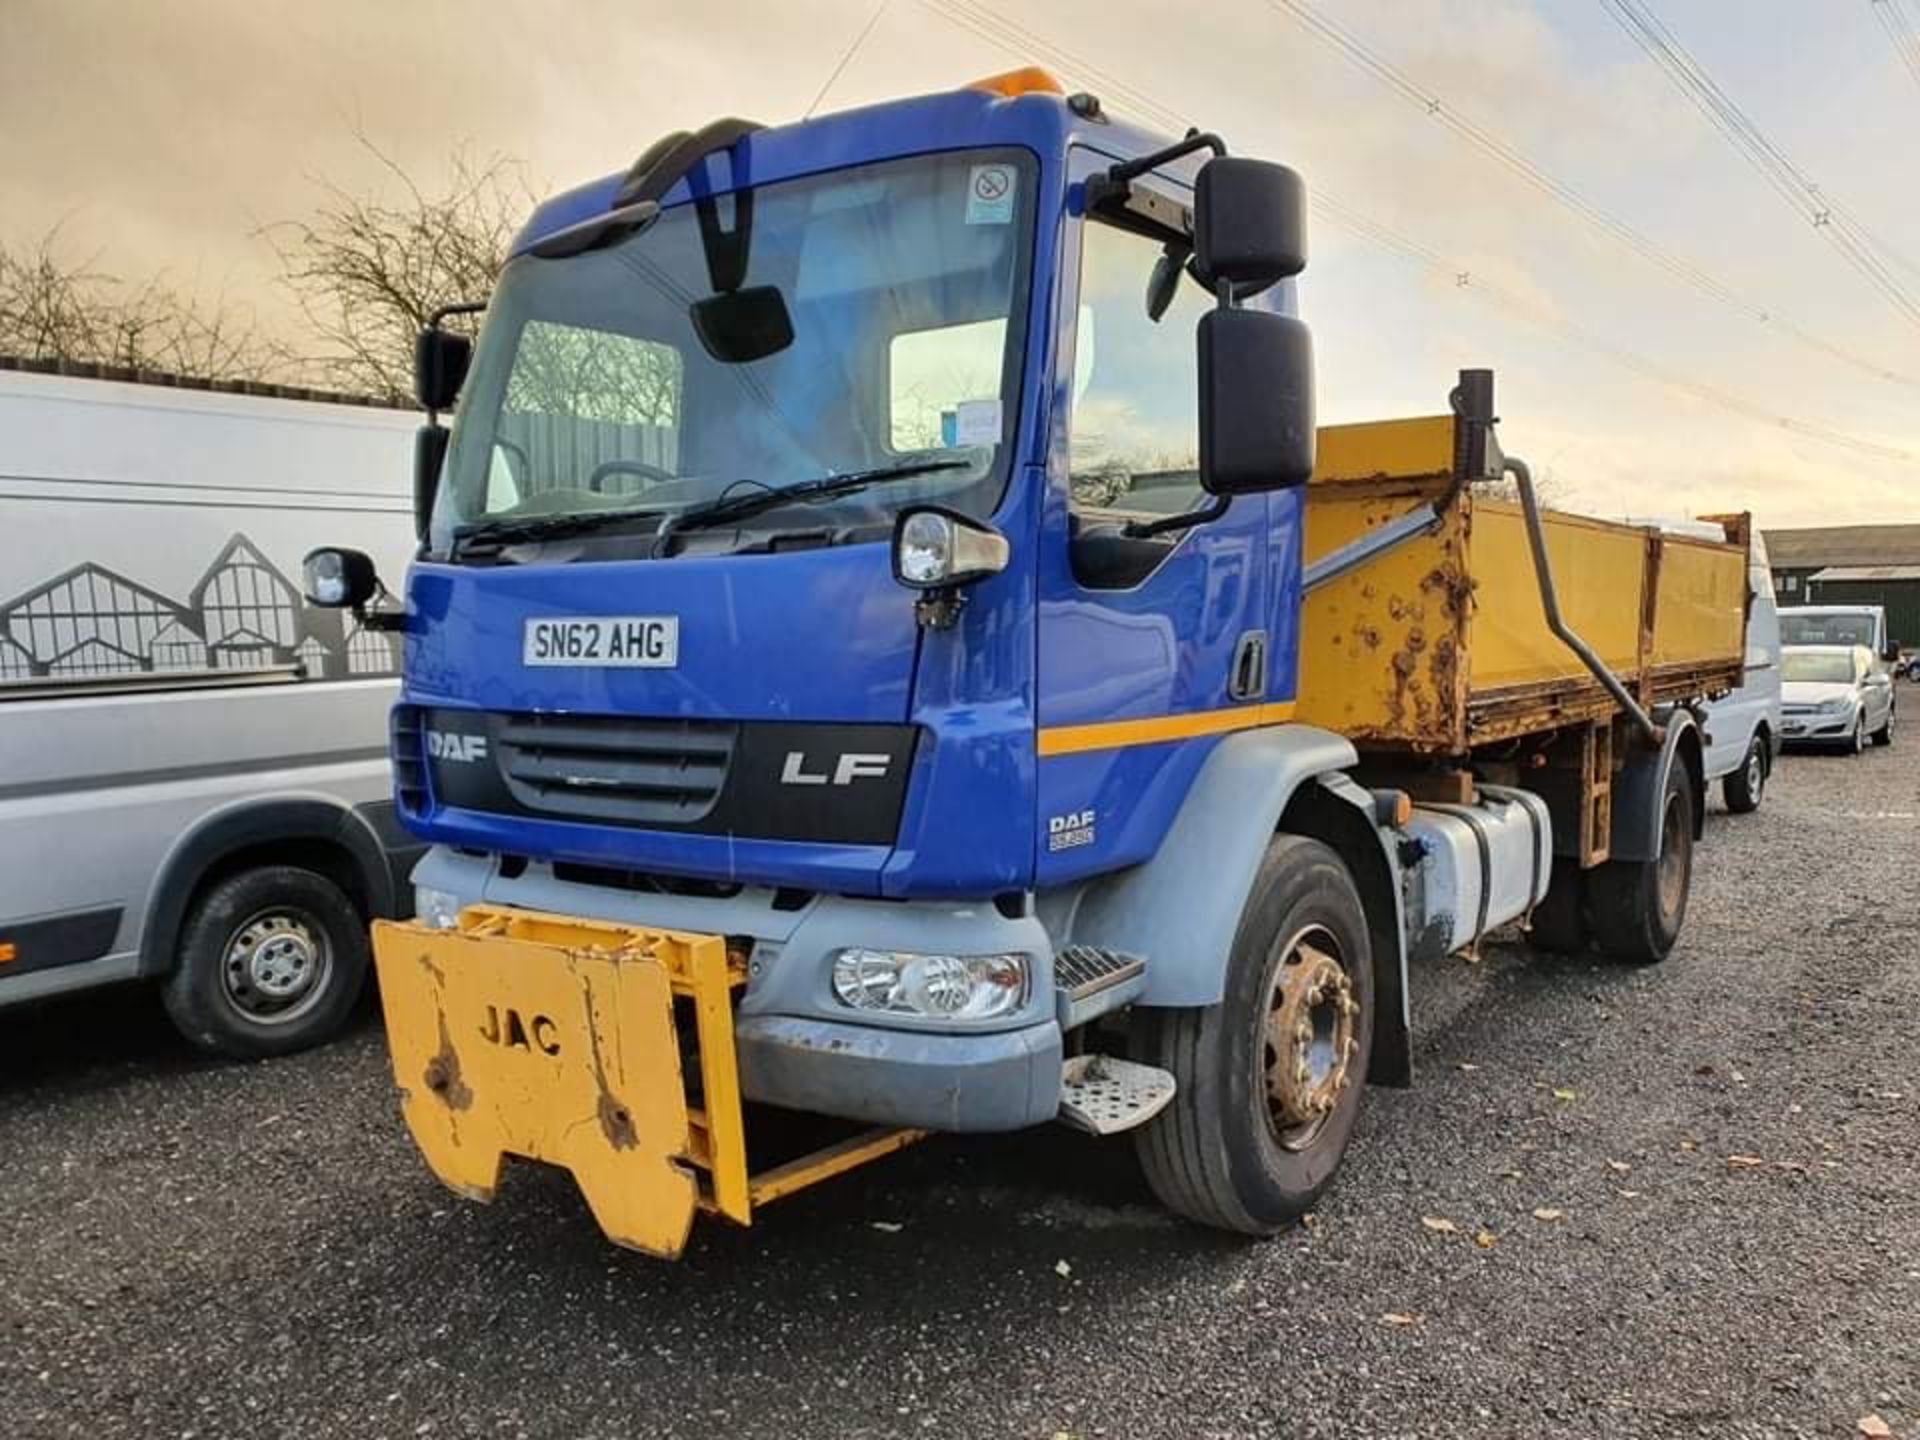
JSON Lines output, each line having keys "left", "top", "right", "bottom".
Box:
{"left": 1230, "top": 630, "right": 1268, "bottom": 702}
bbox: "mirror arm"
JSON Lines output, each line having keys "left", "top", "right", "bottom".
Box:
{"left": 1122, "top": 492, "right": 1230, "bottom": 539}
{"left": 352, "top": 580, "right": 408, "bottom": 635}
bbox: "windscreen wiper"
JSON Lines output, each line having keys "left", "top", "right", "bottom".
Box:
{"left": 448, "top": 508, "right": 668, "bottom": 560}
{"left": 653, "top": 459, "right": 970, "bottom": 554}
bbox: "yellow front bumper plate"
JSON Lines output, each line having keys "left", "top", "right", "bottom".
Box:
{"left": 371, "top": 907, "right": 743, "bottom": 1258}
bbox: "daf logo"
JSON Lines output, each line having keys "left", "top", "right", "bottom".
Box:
{"left": 780, "top": 751, "right": 892, "bottom": 786}
{"left": 426, "top": 731, "right": 489, "bottom": 764}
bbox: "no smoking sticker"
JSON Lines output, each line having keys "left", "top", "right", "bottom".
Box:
{"left": 965, "top": 163, "right": 1015, "bottom": 224}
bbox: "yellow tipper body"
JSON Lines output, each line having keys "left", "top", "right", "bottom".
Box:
{"left": 1296, "top": 414, "right": 1748, "bottom": 753}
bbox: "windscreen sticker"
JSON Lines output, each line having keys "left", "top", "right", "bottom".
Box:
{"left": 965, "top": 163, "right": 1016, "bottom": 224}
{"left": 953, "top": 398, "right": 1003, "bottom": 446}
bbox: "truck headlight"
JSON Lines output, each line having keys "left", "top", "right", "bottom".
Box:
{"left": 414, "top": 885, "right": 463, "bottom": 931}
{"left": 892, "top": 507, "right": 1010, "bottom": 589}
{"left": 830, "top": 947, "right": 1030, "bottom": 1020}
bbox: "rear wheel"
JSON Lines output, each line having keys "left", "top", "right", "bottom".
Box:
{"left": 162, "top": 865, "right": 371, "bottom": 1058}
{"left": 1722, "top": 734, "right": 1767, "bottom": 813}
{"left": 1588, "top": 762, "right": 1694, "bottom": 965}
{"left": 1133, "top": 836, "right": 1374, "bottom": 1234}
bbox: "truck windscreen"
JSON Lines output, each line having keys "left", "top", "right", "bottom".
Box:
{"left": 432, "top": 148, "right": 1037, "bottom": 555}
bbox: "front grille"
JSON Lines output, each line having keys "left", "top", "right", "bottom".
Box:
{"left": 495, "top": 713, "right": 737, "bottom": 826}
{"left": 390, "top": 706, "right": 429, "bottom": 815}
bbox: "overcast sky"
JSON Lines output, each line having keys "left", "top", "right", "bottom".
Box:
{"left": 3, "top": 0, "right": 1914, "bottom": 529}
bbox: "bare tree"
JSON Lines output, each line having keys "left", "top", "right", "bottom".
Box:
{"left": 0, "top": 227, "right": 294, "bottom": 383}
{"left": 268, "top": 139, "right": 533, "bottom": 403}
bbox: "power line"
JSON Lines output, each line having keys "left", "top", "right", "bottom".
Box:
{"left": 918, "top": 0, "right": 1918, "bottom": 469}
{"left": 1869, "top": 0, "right": 1920, "bottom": 98}
{"left": 1601, "top": 0, "right": 1920, "bottom": 332}
{"left": 805, "top": 0, "right": 891, "bottom": 120}
{"left": 1264, "top": 0, "right": 1919, "bottom": 390}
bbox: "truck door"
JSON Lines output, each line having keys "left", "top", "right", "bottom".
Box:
{"left": 1032, "top": 153, "right": 1272, "bottom": 884}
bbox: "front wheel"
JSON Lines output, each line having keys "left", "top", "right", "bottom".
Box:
{"left": 162, "top": 865, "right": 371, "bottom": 1058}
{"left": 1587, "top": 761, "right": 1694, "bottom": 965}
{"left": 1133, "top": 836, "right": 1374, "bottom": 1235}
{"left": 1722, "top": 734, "right": 1767, "bottom": 814}
{"left": 1872, "top": 705, "right": 1894, "bottom": 747}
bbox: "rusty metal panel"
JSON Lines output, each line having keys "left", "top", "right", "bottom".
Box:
{"left": 1296, "top": 470, "right": 1471, "bottom": 750}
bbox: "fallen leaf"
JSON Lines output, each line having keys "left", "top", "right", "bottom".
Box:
{"left": 1552, "top": 1088, "right": 1578, "bottom": 1103}
{"left": 1497, "top": 1169, "right": 1523, "bottom": 1181}
{"left": 1680, "top": 1140, "right": 1698, "bottom": 1152}
{"left": 1381, "top": 1312, "right": 1422, "bottom": 1326}
{"left": 1473, "top": 1229, "right": 1497, "bottom": 1249}
{"left": 1694, "top": 1063, "right": 1715, "bottom": 1076}
{"left": 1421, "top": 1216, "right": 1459, "bottom": 1235}
{"left": 1616, "top": 1189, "right": 1642, "bottom": 1199}
{"left": 1532, "top": 1207, "right": 1565, "bottom": 1222}
{"left": 1606, "top": 1160, "right": 1632, "bottom": 1173}
{"left": 1301, "top": 1212, "right": 1321, "bottom": 1229}
{"left": 1726, "top": 1155, "right": 1766, "bottom": 1169}
{"left": 1458, "top": 1062, "right": 1480, "bottom": 1072}
{"left": 1857, "top": 1416, "right": 1891, "bottom": 1438}
{"left": 869, "top": 1221, "right": 903, "bottom": 1233}
{"left": 1730, "top": 1068, "right": 1746, "bottom": 1083}
{"left": 1878, "top": 1091, "right": 1905, "bottom": 1101}
{"left": 1054, "top": 1259, "right": 1072, "bottom": 1278}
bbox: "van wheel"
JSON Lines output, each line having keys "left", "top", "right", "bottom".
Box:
{"left": 1132, "top": 836, "right": 1374, "bottom": 1235}
{"left": 1587, "top": 763, "right": 1693, "bottom": 965}
{"left": 1527, "top": 859, "right": 1590, "bottom": 952}
{"left": 162, "top": 866, "right": 370, "bottom": 1059}
{"left": 1722, "top": 735, "right": 1767, "bottom": 813}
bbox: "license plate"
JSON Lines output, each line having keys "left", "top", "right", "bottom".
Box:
{"left": 523, "top": 616, "right": 677, "bottom": 668}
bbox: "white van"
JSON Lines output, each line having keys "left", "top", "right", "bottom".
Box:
{"left": 0, "top": 363, "right": 418, "bottom": 1055}
{"left": 1703, "top": 531, "right": 1783, "bottom": 811}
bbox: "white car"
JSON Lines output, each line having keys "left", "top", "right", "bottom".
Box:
{"left": 1780, "top": 644, "right": 1896, "bottom": 752}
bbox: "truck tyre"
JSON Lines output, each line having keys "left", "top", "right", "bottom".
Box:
{"left": 1872, "top": 705, "right": 1894, "bottom": 747}
{"left": 1722, "top": 734, "right": 1767, "bottom": 813}
{"left": 162, "top": 865, "right": 371, "bottom": 1059}
{"left": 1586, "top": 762, "right": 1693, "bottom": 965}
{"left": 1526, "top": 859, "right": 1589, "bottom": 953}
{"left": 1132, "top": 836, "right": 1374, "bottom": 1235}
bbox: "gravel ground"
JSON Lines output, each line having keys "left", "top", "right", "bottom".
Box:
{"left": 4, "top": 740, "right": 1917, "bottom": 1440}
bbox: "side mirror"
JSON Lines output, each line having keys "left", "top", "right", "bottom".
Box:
{"left": 1885, "top": 642, "right": 1902, "bottom": 664}
{"left": 303, "top": 547, "right": 379, "bottom": 609}
{"left": 415, "top": 327, "right": 472, "bottom": 412}
{"left": 414, "top": 425, "right": 450, "bottom": 539}
{"left": 1192, "top": 157, "right": 1307, "bottom": 291}
{"left": 1197, "top": 307, "right": 1315, "bottom": 494}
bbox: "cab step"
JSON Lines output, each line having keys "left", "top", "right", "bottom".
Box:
{"left": 1057, "top": 1054, "right": 1177, "bottom": 1136}
{"left": 1053, "top": 944, "right": 1147, "bottom": 1029}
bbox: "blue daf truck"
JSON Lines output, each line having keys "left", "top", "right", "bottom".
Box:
{"left": 305, "top": 69, "right": 1747, "bottom": 1256}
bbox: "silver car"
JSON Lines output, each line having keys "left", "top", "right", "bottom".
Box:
{"left": 1779, "top": 645, "right": 1895, "bottom": 753}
